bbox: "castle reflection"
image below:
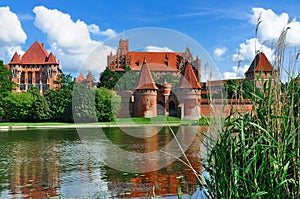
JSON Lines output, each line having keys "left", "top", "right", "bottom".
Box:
{"left": 0, "top": 126, "right": 205, "bottom": 198}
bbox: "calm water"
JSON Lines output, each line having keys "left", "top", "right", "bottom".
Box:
{"left": 0, "top": 126, "right": 206, "bottom": 198}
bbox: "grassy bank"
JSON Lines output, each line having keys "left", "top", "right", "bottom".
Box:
{"left": 0, "top": 116, "right": 210, "bottom": 127}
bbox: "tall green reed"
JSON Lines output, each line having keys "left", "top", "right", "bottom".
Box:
{"left": 202, "top": 25, "right": 300, "bottom": 198}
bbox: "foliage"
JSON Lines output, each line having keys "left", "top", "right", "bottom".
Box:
{"left": 152, "top": 72, "right": 180, "bottom": 87}
{"left": 95, "top": 87, "right": 121, "bottom": 122}
{"left": 44, "top": 73, "right": 74, "bottom": 122}
{"left": 28, "top": 87, "right": 51, "bottom": 121}
{"left": 3, "top": 92, "right": 33, "bottom": 121}
{"left": 99, "top": 68, "right": 123, "bottom": 89}
{"left": 0, "top": 60, "right": 14, "bottom": 98}
{"left": 203, "top": 26, "right": 300, "bottom": 198}
{"left": 44, "top": 88, "right": 73, "bottom": 122}
{"left": 72, "top": 83, "right": 97, "bottom": 122}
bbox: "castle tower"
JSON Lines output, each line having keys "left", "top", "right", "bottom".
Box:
{"left": 245, "top": 52, "right": 275, "bottom": 90}
{"left": 175, "top": 63, "right": 201, "bottom": 119}
{"left": 133, "top": 59, "right": 158, "bottom": 118}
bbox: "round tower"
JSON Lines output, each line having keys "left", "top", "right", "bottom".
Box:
{"left": 133, "top": 59, "right": 158, "bottom": 118}
{"left": 175, "top": 63, "right": 201, "bottom": 120}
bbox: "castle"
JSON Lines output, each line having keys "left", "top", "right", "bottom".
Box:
{"left": 6, "top": 40, "right": 276, "bottom": 119}
{"left": 7, "top": 41, "right": 61, "bottom": 93}
{"left": 107, "top": 40, "right": 276, "bottom": 119}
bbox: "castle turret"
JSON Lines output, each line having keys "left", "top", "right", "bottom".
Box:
{"left": 175, "top": 63, "right": 201, "bottom": 119}
{"left": 133, "top": 59, "right": 158, "bottom": 118}
{"left": 245, "top": 52, "right": 276, "bottom": 90}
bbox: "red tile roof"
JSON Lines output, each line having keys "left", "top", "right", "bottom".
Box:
{"left": 132, "top": 63, "right": 178, "bottom": 71}
{"left": 47, "top": 52, "right": 57, "bottom": 64}
{"left": 9, "top": 41, "right": 58, "bottom": 65}
{"left": 128, "top": 52, "right": 181, "bottom": 71}
{"left": 245, "top": 52, "right": 274, "bottom": 74}
{"left": 87, "top": 73, "right": 93, "bottom": 82}
{"left": 177, "top": 63, "right": 201, "bottom": 89}
{"left": 10, "top": 52, "right": 21, "bottom": 64}
{"left": 136, "top": 61, "right": 158, "bottom": 90}
{"left": 76, "top": 73, "right": 85, "bottom": 83}
{"left": 4, "top": 64, "right": 9, "bottom": 70}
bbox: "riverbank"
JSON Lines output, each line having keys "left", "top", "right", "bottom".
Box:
{"left": 0, "top": 116, "right": 209, "bottom": 130}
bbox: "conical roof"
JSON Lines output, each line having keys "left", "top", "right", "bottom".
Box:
{"left": 245, "top": 52, "right": 274, "bottom": 74}
{"left": 9, "top": 52, "right": 21, "bottom": 64}
{"left": 76, "top": 73, "right": 85, "bottom": 83}
{"left": 136, "top": 60, "right": 158, "bottom": 90}
{"left": 177, "top": 63, "right": 201, "bottom": 89}
{"left": 47, "top": 52, "right": 58, "bottom": 64}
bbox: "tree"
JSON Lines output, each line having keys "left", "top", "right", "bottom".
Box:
{"left": 45, "top": 73, "right": 74, "bottom": 122}
{"left": 27, "top": 86, "right": 51, "bottom": 121}
{"left": 72, "top": 83, "right": 97, "bottom": 123}
{"left": 3, "top": 92, "right": 33, "bottom": 121}
{"left": 95, "top": 88, "right": 121, "bottom": 122}
{"left": 99, "top": 68, "right": 123, "bottom": 89}
{"left": 0, "top": 60, "right": 14, "bottom": 98}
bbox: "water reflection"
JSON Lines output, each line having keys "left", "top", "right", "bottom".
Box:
{"left": 0, "top": 126, "right": 205, "bottom": 198}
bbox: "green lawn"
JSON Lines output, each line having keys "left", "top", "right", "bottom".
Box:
{"left": 0, "top": 116, "right": 209, "bottom": 127}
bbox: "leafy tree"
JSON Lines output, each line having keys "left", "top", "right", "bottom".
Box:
{"left": 0, "top": 60, "right": 14, "bottom": 98}
{"left": 54, "top": 73, "right": 74, "bottom": 90}
{"left": 3, "top": 92, "right": 33, "bottom": 121}
{"left": 27, "top": 86, "right": 51, "bottom": 121}
{"left": 99, "top": 68, "right": 123, "bottom": 89}
{"left": 225, "top": 79, "right": 240, "bottom": 99}
{"left": 44, "top": 88, "right": 73, "bottom": 122}
{"left": 95, "top": 88, "right": 121, "bottom": 122}
{"left": 45, "top": 73, "right": 74, "bottom": 122}
{"left": 72, "top": 83, "right": 97, "bottom": 122}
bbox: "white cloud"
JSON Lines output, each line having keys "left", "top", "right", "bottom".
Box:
{"left": 223, "top": 64, "right": 249, "bottom": 79}
{"left": 0, "top": 6, "right": 27, "bottom": 46}
{"left": 33, "top": 6, "right": 115, "bottom": 74}
{"left": 144, "top": 45, "right": 174, "bottom": 52}
{"left": 232, "top": 38, "right": 273, "bottom": 63}
{"left": 214, "top": 47, "right": 227, "bottom": 58}
{"left": 88, "top": 24, "right": 117, "bottom": 38}
{"left": 251, "top": 7, "right": 300, "bottom": 46}
{"left": 0, "top": 6, "right": 26, "bottom": 63}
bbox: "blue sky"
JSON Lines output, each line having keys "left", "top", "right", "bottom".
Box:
{"left": 1, "top": 0, "right": 300, "bottom": 80}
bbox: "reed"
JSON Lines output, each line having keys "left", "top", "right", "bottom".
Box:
{"left": 202, "top": 25, "right": 300, "bottom": 198}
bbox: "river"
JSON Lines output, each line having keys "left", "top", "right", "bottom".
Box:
{"left": 0, "top": 126, "right": 206, "bottom": 198}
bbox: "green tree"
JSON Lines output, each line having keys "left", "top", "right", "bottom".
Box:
{"left": 72, "top": 83, "right": 97, "bottom": 123}
{"left": 3, "top": 92, "right": 33, "bottom": 121}
{"left": 45, "top": 73, "right": 74, "bottom": 122}
{"left": 99, "top": 68, "right": 123, "bottom": 89}
{"left": 95, "top": 87, "right": 121, "bottom": 122}
{"left": 27, "top": 86, "right": 51, "bottom": 121}
{"left": 0, "top": 60, "right": 14, "bottom": 98}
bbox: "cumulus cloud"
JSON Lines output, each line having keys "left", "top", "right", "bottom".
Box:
{"left": 251, "top": 7, "right": 300, "bottom": 46}
{"left": 232, "top": 38, "right": 273, "bottom": 63}
{"left": 214, "top": 47, "right": 227, "bottom": 58}
{"left": 33, "top": 6, "right": 115, "bottom": 74}
{"left": 88, "top": 24, "right": 117, "bottom": 38}
{"left": 0, "top": 6, "right": 26, "bottom": 63}
{"left": 223, "top": 64, "right": 249, "bottom": 79}
{"left": 144, "top": 46, "right": 174, "bottom": 52}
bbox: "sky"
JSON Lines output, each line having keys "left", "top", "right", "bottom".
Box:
{"left": 1, "top": 0, "right": 300, "bottom": 81}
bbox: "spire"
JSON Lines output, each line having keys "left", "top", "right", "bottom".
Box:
{"left": 177, "top": 63, "right": 201, "bottom": 89}
{"left": 9, "top": 52, "right": 21, "bottom": 64}
{"left": 136, "top": 62, "right": 158, "bottom": 90}
{"left": 47, "top": 52, "right": 58, "bottom": 64}
{"left": 143, "top": 57, "right": 147, "bottom": 64}
{"left": 245, "top": 52, "right": 274, "bottom": 74}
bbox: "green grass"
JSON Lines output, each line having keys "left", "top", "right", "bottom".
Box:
{"left": 0, "top": 116, "right": 208, "bottom": 127}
